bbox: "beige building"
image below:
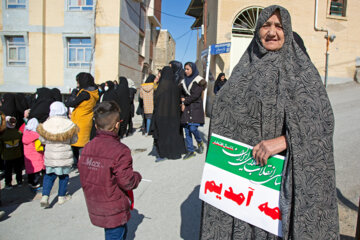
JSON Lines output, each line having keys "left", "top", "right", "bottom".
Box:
{"left": 0, "top": 0, "right": 161, "bottom": 93}
{"left": 186, "top": 0, "right": 359, "bottom": 87}
{"left": 154, "top": 29, "right": 175, "bottom": 72}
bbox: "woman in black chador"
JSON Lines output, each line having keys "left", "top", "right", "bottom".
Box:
{"left": 200, "top": 5, "right": 339, "bottom": 240}
{"left": 116, "top": 77, "right": 131, "bottom": 138}
{"left": 151, "top": 66, "right": 186, "bottom": 160}
{"left": 29, "top": 87, "right": 55, "bottom": 123}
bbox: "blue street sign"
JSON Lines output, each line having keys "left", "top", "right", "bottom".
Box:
{"left": 210, "top": 42, "right": 231, "bottom": 55}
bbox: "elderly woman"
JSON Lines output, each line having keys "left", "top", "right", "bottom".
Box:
{"left": 200, "top": 5, "right": 339, "bottom": 240}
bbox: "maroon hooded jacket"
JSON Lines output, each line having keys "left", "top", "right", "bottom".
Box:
{"left": 78, "top": 130, "right": 141, "bottom": 228}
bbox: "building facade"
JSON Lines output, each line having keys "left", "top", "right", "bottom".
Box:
{"left": 154, "top": 29, "right": 175, "bottom": 72}
{"left": 0, "top": 0, "right": 161, "bottom": 93}
{"left": 187, "top": 0, "right": 359, "bottom": 86}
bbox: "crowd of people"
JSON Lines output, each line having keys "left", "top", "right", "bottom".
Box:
{"left": 0, "top": 59, "right": 209, "bottom": 237}
{"left": 0, "top": 4, "right": 340, "bottom": 240}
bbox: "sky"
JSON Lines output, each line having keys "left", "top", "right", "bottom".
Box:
{"left": 161, "top": 0, "right": 198, "bottom": 64}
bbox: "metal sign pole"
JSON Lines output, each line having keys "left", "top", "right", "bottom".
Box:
{"left": 203, "top": 46, "right": 211, "bottom": 112}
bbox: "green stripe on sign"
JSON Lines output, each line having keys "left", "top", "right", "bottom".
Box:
{"left": 206, "top": 134, "right": 285, "bottom": 191}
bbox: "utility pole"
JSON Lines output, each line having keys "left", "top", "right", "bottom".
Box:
{"left": 203, "top": 0, "right": 207, "bottom": 48}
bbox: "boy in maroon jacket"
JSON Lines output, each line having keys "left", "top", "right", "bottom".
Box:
{"left": 78, "top": 101, "right": 142, "bottom": 240}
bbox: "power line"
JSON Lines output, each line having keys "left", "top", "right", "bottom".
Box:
{"left": 181, "top": 30, "right": 193, "bottom": 62}
{"left": 147, "top": 5, "right": 194, "bottom": 20}
{"left": 174, "top": 29, "right": 192, "bottom": 40}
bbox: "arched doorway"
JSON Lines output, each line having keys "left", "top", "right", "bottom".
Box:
{"left": 230, "top": 6, "right": 263, "bottom": 74}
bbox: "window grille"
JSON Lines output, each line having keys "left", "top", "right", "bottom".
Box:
{"left": 329, "top": 0, "right": 346, "bottom": 17}
{"left": 232, "top": 7, "right": 263, "bottom": 36}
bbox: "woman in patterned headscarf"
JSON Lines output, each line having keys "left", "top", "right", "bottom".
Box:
{"left": 200, "top": 5, "right": 339, "bottom": 240}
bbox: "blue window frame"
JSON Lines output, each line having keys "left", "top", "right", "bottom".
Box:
{"left": 68, "top": 38, "right": 92, "bottom": 68}
{"left": 7, "top": 36, "right": 26, "bottom": 66}
{"left": 68, "top": 0, "right": 94, "bottom": 11}
{"left": 7, "top": 0, "right": 26, "bottom": 9}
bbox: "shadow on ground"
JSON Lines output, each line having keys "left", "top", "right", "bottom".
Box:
{"left": 337, "top": 188, "right": 359, "bottom": 212}
{"left": 42, "top": 173, "right": 82, "bottom": 208}
{"left": 340, "top": 234, "right": 354, "bottom": 240}
{"left": 0, "top": 174, "right": 38, "bottom": 220}
{"left": 127, "top": 208, "right": 145, "bottom": 239}
{"left": 180, "top": 185, "right": 201, "bottom": 240}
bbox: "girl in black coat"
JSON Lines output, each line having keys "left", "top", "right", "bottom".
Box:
{"left": 179, "top": 62, "right": 206, "bottom": 160}
{"left": 213, "top": 73, "right": 227, "bottom": 94}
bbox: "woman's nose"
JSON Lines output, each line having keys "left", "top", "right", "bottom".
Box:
{"left": 268, "top": 25, "right": 276, "bottom": 36}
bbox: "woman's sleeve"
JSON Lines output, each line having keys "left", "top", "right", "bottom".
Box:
{"left": 214, "top": 84, "right": 219, "bottom": 94}
{"left": 70, "top": 133, "right": 78, "bottom": 144}
{"left": 65, "top": 91, "right": 90, "bottom": 108}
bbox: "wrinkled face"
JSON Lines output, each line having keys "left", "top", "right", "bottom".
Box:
{"left": 184, "top": 65, "right": 193, "bottom": 77}
{"left": 259, "top": 11, "right": 285, "bottom": 51}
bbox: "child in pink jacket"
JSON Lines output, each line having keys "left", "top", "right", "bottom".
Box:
{"left": 22, "top": 118, "right": 44, "bottom": 189}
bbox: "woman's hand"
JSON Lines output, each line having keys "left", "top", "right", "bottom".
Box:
{"left": 252, "top": 136, "right": 287, "bottom": 166}
{"left": 181, "top": 104, "right": 185, "bottom": 112}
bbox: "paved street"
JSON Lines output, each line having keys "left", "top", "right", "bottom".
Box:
{"left": 0, "top": 82, "right": 359, "bottom": 240}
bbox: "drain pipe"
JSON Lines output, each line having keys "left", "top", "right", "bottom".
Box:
{"left": 314, "top": 0, "right": 330, "bottom": 88}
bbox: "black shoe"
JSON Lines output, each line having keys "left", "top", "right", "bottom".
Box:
{"left": 155, "top": 157, "right": 167, "bottom": 163}
{"left": 183, "top": 152, "right": 196, "bottom": 160}
{"left": 196, "top": 142, "right": 204, "bottom": 154}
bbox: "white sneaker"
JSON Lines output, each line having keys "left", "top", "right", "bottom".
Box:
{"left": 58, "top": 195, "right": 71, "bottom": 205}
{"left": 40, "top": 195, "right": 49, "bottom": 208}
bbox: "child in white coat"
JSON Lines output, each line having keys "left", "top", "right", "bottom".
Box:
{"left": 37, "top": 102, "right": 78, "bottom": 207}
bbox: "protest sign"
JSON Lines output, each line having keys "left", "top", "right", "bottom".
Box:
{"left": 199, "top": 133, "right": 285, "bottom": 237}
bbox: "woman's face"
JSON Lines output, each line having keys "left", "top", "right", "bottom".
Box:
{"left": 184, "top": 65, "right": 193, "bottom": 77}
{"left": 259, "top": 11, "right": 284, "bottom": 51}
{"left": 220, "top": 75, "right": 225, "bottom": 81}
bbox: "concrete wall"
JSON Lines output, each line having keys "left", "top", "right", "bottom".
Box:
{"left": 0, "top": 0, "right": 3, "bottom": 86}
{"left": 94, "top": 0, "right": 121, "bottom": 85}
{"left": 207, "top": 0, "right": 360, "bottom": 85}
{"left": 0, "top": 0, "right": 158, "bottom": 92}
{"left": 154, "top": 30, "right": 175, "bottom": 71}
{"left": 119, "top": 0, "right": 142, "bottom": 87}
{"left": 0, "top": 0, "right": 31, "bottom": 92}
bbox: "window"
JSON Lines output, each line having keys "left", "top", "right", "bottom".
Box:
{"left": 329, "top": 0, "right": 347, "bottom": 17}
{"left": 7, "top": 0, "right": 26, "bottom": 9}
{"left": 7, "top": 36, "right": 26, "bottom": 66}
{"left": 138, "top": 35, "right": 144, "bottom": 55}
{"left": 232, "top": 7, "right": 263, "bottom": 36}
{"left": 68, "top": 0, "right": 94, "bottom": 11}
{"left": 68, "top": 38, "right": 92, "bottom": 67}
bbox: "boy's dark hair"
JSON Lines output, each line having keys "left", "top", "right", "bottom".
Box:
{"left": 93, "top": 101, "right": 121, "bottom": 131}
